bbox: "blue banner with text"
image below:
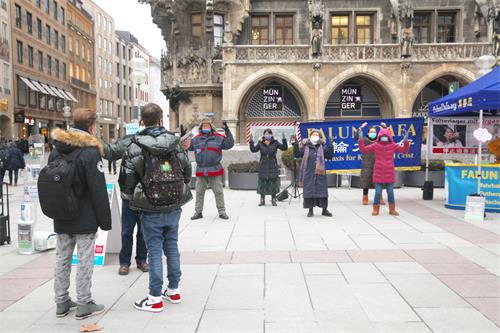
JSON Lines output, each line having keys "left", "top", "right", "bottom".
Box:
{"left": 298, "top": 118, "right": 424, "bottom": 172}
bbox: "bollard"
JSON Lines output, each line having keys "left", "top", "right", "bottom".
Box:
{"left": 422, "top": 180, "right": 434, "bottom": 200}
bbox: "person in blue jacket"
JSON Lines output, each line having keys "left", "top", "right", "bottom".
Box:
{"left": 189, "top": 119, "right": 234, "bottom": 220}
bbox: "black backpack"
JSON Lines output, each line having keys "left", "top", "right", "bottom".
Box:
{"left": 37, "top": 152, "right": 82, "bottom": 220}
{"left": 142, "top": 149, "right": 185, "bottom": 206}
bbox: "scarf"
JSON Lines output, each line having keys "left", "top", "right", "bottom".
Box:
{"left": 299, "top": 143, "right": 326, "bottom": 186}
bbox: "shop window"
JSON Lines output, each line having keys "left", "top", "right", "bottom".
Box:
{"left": 437, "top": 12, "right": 456, "bottom": 43}
{"left": 245, "top": 82, "right": 301, "bottom": 118}
{"left": 331, "top": 14, "right": 349, "bottom": 44}
{"left": 251, "top": 15, "right": 269, "bottom": 45}
{"left": 48, "top": 96, "right": 54, "bottom": 111}
{"left": 275, "top": 15, "right": 293, "bottom": 45}
{"left": 413, "top": 13, "right": 431, "bottom": 43}
{"left": 355, "top": 14, "right": 373, "bottom": 44}
{"left": 39, "top": 93, "right": 46, "bottom": 110}
{"left": 29, "top": 89, "right": 37, "bottom": 108}
{"left": 214, "top": 14, "right": 224, "bottom": 47}
{"left": 17, "top": 76, "right": 27, "bottom": 106}
{"left": 56, "top": 98, "right": 62, "bottom": 112}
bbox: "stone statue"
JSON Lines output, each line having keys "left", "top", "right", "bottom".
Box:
{"left": 308, "top": 0, "right": 325, "bottom": 24}
{"left": 389, "top": 0, "right": 399, "bottom": 38}
{"left": 163, "top": 84, "right": 191, "bottom": 112}
{"left": 161, "top": 50, "right": 172, "bottom": 71}
{"left": 311, "top": 21, "right": 323, "bottom": 57}
{"left": 401, "top": 27, "right": 413, "bottom": 58}
{"left": 399, "top": 0, "right": 414, "bottom": 29}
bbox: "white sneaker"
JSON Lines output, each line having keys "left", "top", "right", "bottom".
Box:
{"left": 162, "top": 288, "right": 182, "bottom": 304}
{"left": 133, "top": 295, "right": 163, "bottom": 313}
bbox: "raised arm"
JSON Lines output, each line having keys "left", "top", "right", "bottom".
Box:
{"left": 249, "top": 139, "right": 260, "bottom": 153}
{"left": 358, "top": 136, "right": 375, "bottom": 153}
{"left": 323, "top": 140, "right": 333, "bottom": 160}
{"left": 277, "top": 137, "right": 288, "bottom": 151}
{"left": 293, "top": 142, "right": 304, "bottom": 158}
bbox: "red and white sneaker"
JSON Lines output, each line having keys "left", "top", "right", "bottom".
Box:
{"left": 162, "top": 288, "right": 182, "bottom": 304}
{"left": 133, "top": 295, "right": 164, "bottom": 312}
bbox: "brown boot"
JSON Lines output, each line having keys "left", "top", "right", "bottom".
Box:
{"left": 389, "top": 203, "right": 399, "bottom": 216}
{"left": 380, "top": 197, "right": 386, "bottom": 205}
{"left": 372, "top": 204, "right": 380, "bottom": 216}
{"left": 137, "top": 261, "right": 149, "bottom": 272}
{"left": 362, "top": 195, "right": 369, "bottom": 205}
{"left": 118, "top": 265, "right": 129, "bottom": 275}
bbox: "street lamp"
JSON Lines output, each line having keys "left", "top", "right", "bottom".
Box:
{"left": 130, "top": 57, "right": 148, "bottom": 122}
{"left": 63, "top": 105, "right": 71, "bottom": 130}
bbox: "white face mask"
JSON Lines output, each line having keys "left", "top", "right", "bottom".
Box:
{"left": 310, "top": 136, "right": 320, "bottom": 144}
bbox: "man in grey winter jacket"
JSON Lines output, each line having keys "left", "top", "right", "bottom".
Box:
{"left": 122, "top": 103, "right": 192, "bottom": 313}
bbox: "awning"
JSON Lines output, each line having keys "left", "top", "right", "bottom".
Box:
{"left": 64, "top": 90, "right": 78, "bottom": 103}
{"left": 30, "top": 81, "right": 49, "bottom": 95}
{"left": 51, "top": 87, "right": 66, "bottom": 99}
{"left": 40, "top": 83, "right": 58, "bottom": 97}
{"left": 19, "top": 76, "right": 39, "bottom": 92}
{"left": 56, "top": 88, "right": 71, "bottom": 101}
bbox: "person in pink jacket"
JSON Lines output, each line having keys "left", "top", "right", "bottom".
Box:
{"left": 358, "top": 123, "right": 410, "bottom": 216}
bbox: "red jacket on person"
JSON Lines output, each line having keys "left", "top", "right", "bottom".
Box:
{"left": 358, "top": 128, "right": 410, "bottom": 184}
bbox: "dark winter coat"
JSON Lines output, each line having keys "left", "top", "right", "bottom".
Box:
{"left": 102, "top": 135, "right": 134, "bottom": 200}
{"left": 49, "top": 128, "right": 112, "bottom": 234}
{"left": 355, "top": 129, "right": 376, "bottom": 189}
{"left": 6, "top": 146, "right": 25, "bottom": 170}
{"left": 123, "top": 126, "right": 192, "bottom": 213}
{"left": 293, "top": 141, "right": 333, "bottom": 199}
{"left": 249, "top": 137, "right": 288, "bottom": 179}
{"left": 0, "top": 146, "right": 11, "bottom": 171}
{"left": 358, "top": 128, "right": 410, "bottom": 184}
{"left": 189, "top": 129, "right": 234, "bottom": 177}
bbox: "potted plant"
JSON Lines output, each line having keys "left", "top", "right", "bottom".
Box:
{"left": 228, "top": 161, "right": 260, "bottom": 190}
{"left": 403, "top": 160, "right": 445, "bottom": 188}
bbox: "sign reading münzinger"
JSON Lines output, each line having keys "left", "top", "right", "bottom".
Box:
{"left": 263, "top": 86, "right": 283, "bottom": 111}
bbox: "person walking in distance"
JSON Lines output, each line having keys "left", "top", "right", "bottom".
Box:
{"left": 39, "top": 109, "right": 111, "bottom": 319}
{"left": 355, "top": 124, "right": 385, "bottom": 206}
{"left": 293, "top": 130, "right": 334, "bottom": 217}
{"left": 6, "top": 142, "right": 25, "bottom": 186}
{"left": 122, "top": 103, "right": 192, "bottom": 312}
{"left": 189, "top": 119, "right": 234, "bottom": 220}
{"left": 358, "top": 122, "right": 410, "bottom": 216}
{"left": 249, "top": 129, "right": 288, "bottom": 206}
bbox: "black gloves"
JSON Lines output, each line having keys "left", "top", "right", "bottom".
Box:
{"left": 180, "top": 124, "right": 186, "bottom": 137}
{"left": 222, "top": 121, "right": 230, "bottom": 132}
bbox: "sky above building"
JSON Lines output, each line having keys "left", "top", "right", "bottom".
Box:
{"left": 93, "top": 0, "right": 164, "bottom": 59}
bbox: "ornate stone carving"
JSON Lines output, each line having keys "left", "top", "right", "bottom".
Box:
{"left": 177, "top": 52, "right": 208, "bottom": 83}
{"left": 234, "top": 46, "right": 310, "bottom": 62}
{"left": 311, "top": 21, "right": 323, "bottom": 57}
{"left": 162, "top": 84, "right": 191, "bottom": 112}
{"left": 212, "top": 59, "right": 223, "bottom": 83}
{"left": 308, "top": 0, "right": 325, "bottom": 24}
{"left": 412, "top": 43, "right": 493, "bottom": 61}
{"left": 322, "top": 45, "right": 401, "bottom": 61}
{"left": 401, "top": 28, "right": 413, "bottom": 58}
{"left": 399, "top": 0, "right": 414, "bottom": 29}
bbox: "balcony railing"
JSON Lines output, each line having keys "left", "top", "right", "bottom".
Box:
{"left": 71, "top": 77, "right": 90, "bottom": 90}
{"left": 226, "top": 42, "right": 493, "bottom": 64}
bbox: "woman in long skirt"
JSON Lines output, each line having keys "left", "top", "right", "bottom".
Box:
{"left": 293, "top": 130, "right": 333, "bottom": 217}
{"left": 249, "top": 129, "right": 288, "bottom": 206}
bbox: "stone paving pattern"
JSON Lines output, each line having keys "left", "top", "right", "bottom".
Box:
{"left": 0, "top": 174, "right": 499, "bottom": 332}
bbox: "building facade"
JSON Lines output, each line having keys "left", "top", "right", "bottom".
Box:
{"left": 115, "top": 30, "right": 134, "bottom": 136}
{"left": 82, "top": 0, "right": 115, "bottom": 142}
{"left": 145, "top": 0, "right": 499, "bottom": 143}
{"left": 67, "top": 0, "right": 95, "bottom": 115}
{"left": 132, "top": 42, "right": 151, "bottom": 121}
{"left": 149, "top": 56, "right": 169, "bottom": 128}
{"left": 11, "top": 0, "right": 75, "bottom": 139}
{"left": 0, "top": 0, "right": 13, "bottom": 139}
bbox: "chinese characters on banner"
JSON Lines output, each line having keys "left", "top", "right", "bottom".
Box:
{"left": 299, "top": 118, "right": 424, "bottom": 172}
{"left": 430, "top": 117, "right": 500, "bottom": 154}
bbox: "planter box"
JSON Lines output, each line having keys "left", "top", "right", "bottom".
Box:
{"left": 350, "top": 172, "right": 404, "bottom": 188}
{"left": 404, "top": 170, "right": 444, "bottom": 188}
{"left": 228, "top": 172, "right": 259, "bottom": 190}
{"left": 327, "top": 174, "right": 342, "bottom": 187}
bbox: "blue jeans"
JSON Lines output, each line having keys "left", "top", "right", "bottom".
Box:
{"left": 140, "top": 209, "right": 182, "bottom": 297}
{"left": 374, "top": 183, "right": 395, "bottom": 205}
{"left": 119, "top": 199, "right": 147, "bottom": 266}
